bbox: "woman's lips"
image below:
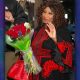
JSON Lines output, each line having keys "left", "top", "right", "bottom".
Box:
{"left": 42, "top": 19, "right": 49, "bottom": 23}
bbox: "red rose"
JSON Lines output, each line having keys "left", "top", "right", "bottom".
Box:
{"left": 6, "top": 23, "right": 30, "bottom": 39}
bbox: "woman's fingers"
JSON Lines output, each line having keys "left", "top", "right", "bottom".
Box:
{"left": 45, "top": 22, "right": 57, "bottom": 42}
{"left": 46, "top": 22, "right": 55, "bottom": 31}
{"left": 45, "top": 29, "right": 50, "bottom": 36}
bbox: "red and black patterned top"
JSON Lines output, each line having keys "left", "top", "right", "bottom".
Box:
{"left": 30, "top": 26, "right": 73, "bottom": 80}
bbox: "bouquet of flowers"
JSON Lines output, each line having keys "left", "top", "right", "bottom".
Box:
{"left": 6, "top": 22, "right": 42, "bottom": 75}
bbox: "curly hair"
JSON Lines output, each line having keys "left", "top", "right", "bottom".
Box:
{"left": 37, "top": 1, "right": 67, "bottom": 28}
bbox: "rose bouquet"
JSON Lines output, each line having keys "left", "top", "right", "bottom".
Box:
{"left": 6, "top": 22, "right": 42, "bottom": 75}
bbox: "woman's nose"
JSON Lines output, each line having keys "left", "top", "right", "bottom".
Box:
{"left": 44, "top": 13, "right": 49, "bottom": 19}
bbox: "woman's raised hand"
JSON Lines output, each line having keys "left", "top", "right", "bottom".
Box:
{"left": 45, "top": 22, "right": 57, "bottom": 42}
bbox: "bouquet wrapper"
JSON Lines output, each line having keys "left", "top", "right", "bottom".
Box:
{"left": 6, "top": 34, "right": 31, "bottom": 51}
{"left": 6, "top": 23, "right": 42, "bottom": 75}
{"left": 23, "top": 47, "right": 42, "bottom": 74}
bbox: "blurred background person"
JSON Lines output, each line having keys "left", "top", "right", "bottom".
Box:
{"left": 5, "top": 0, "right": 28, "bottom": 51}
{"left": 5, "top": 0, "right": 28, "bottom": 79}
{"left": 5, "top": 0, "right": 28, "bottom": 30}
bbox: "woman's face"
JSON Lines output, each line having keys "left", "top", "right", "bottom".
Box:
{"left": 42, "top": 7, "right": 54, "bottom": 24}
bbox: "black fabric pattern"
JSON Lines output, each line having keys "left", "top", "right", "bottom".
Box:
{"left": 42, "top": 38, "right": 64, "bottom": 66}
{"left": 61, "top": 48, "right": 68, "bottom": 58}
{"left": 42, "top": 38, "right": 56, "bottom": 50}
{"left": 56, "top": 26, "right": 72, "bottom": 42}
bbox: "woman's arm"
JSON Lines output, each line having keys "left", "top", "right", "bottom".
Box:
{"left": 57, "top": 41, "right": 73, "bottom": 67}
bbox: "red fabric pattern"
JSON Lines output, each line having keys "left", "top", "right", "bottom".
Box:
{"left": 42, "top": 60, "right": 64, "bottom": 78}
{"left": 7, "top": 59, "right": 29, "bottom": 80}
{"left": 57, "top": 41, "right": 66, "bottom": 54}
{"left": 57, "top": 41, "right": 73, "bottom": 67}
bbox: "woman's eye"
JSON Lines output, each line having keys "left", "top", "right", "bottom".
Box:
{"left": 49, "top": 12, "right": 53, "bottom": 15}
{"left": 43, "top": 11, "right": 46, "bottom": 13}
{"left": 43, "top": 12, "right": 53, "bottom": 15}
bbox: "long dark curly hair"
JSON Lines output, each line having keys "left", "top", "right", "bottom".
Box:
{"left": 36, "top": 1, "right": 67, "bottom": 29}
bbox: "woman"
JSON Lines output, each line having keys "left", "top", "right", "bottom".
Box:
{"left": 31, "top": 1, "right": 73, "bottom": 80}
